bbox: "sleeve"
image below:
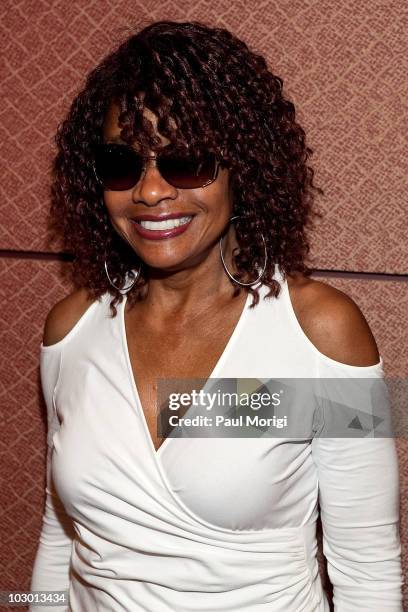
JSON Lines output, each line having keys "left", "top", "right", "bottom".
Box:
{"left": 29, "top": 346, "right": 74, "bottom": 612}
{"left": 311, "top": 359, "right": 405, "bottom": 611}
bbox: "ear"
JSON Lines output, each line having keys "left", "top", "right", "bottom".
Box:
{"left": 218, "top": 147, "right": 228, "bottom": 166}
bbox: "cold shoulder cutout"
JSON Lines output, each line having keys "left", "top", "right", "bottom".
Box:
{"left": 30, "top": 266, "right": 403, "bottom": 611}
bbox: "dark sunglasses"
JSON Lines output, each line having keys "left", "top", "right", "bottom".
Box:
{"left": 93, "top": 143, "right": 222, "bottom": 191}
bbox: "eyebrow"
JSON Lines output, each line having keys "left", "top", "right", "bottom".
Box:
{"left": 104, "top": 135, "right": 168, "bottom": 145}
{"left": 103, "top": 136, "right": 143, "bottom": 153}
{"left": 103, "top": 137, "right": 178, "bottom": 156}
{"left": 104, "top": 135, "right": 126, "bottom": 144}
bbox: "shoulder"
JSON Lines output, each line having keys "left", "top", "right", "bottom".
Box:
{"left": 285, "top": 271, "right": 380, "bottom": 367}
{"left": 42, "top": 287, "right": 95, "bottom": 347}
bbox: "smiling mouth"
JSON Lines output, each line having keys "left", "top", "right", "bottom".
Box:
{"left": 133, "top": 216, "right": 193, "bottom": 230}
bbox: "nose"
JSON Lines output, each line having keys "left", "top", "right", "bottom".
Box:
{"left": 131, "top": 155, "right": 177, "bottom": 207}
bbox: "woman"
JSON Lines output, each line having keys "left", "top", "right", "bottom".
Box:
{"left": 30, "top": 20, "right": 403, "bottom": 611}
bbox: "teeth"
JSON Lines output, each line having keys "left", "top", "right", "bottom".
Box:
{"left": 138, "top": 216, "right": 193, "bottom": 230}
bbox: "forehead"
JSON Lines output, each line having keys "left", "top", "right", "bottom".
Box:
{"left": 102, "top": 101, "right": 173, "bottom": 147}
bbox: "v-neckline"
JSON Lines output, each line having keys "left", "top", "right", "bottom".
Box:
{"left": 120, "top": 288, "right": 253, "bottom": 459}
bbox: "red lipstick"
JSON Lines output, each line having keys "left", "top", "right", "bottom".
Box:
{"left": 130, "top": 215, "right": 194, "bottom": 241}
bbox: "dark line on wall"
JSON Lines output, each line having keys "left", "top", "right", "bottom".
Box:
{"left": 1, "top": 250, "right": 407, "bottom": 281}
{"left": 0, "top": 249, "right": 73, "bottom": 261}
{"left": 310, "top": 269, "right": 408, "bottom": 282}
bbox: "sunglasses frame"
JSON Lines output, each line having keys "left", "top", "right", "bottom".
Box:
{"left": 92, "top": 144, "right": 223, "bottom": 191}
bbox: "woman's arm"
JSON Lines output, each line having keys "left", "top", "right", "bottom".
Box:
{"left": 29, "top": 307, "right": 76, "bottom": 612}
{"left": 312, "top": 423, "right": 403, "bottom": 610}
{"left": 29, "top": 441, "right": 74, "bottom": 611}
{"left": 301, "top": 283, "right": 404, "bottom": 610}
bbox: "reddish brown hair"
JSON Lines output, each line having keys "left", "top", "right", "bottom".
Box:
{"left": 49, "top": 20, "right": 324, "bottom": 316}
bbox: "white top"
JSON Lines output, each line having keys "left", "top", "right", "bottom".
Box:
{"left": 30, "top": 264, "right": 404, "bottom": 611}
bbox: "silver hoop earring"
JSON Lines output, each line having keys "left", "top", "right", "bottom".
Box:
{"left": 104, "top": 258, "right": 142, "bottom": 294}
{"left": 219, "top": 215, "right": 268, "bottom": 287}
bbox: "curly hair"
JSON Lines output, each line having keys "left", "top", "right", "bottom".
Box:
{"left": 49, "top": 19, "right": 324, "bottom": 317}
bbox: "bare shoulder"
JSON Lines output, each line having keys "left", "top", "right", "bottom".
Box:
{"left": 42, "top": 287, "right": 96, "bottom": 347}
{"left": 285, "top": 271, "right": 380, "bottom": 367}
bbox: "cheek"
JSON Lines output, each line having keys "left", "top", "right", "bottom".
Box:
{"left": 195, "top": 172, "right": 232, "bottom": 216}
{"left": 102, "top": 196, "right": 131, "bottom": 238}
{"left": 103, "top": 194, "right": 129, "bottom": 222}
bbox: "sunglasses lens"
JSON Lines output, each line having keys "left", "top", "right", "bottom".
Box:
{"left": 94, "top": 144, "right": 143, "bottom": 191}
{"left": 94, "top": 145, "right": 217, "bottom": 190}
{"left": 159, "top": 153, "right": 217, "bottom": 188}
